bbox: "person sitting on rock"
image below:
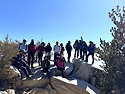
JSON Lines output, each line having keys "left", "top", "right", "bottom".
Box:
{"left": 12, "top": 49, "right": 33, "bottom": 79}
{"left": 42, "top": 56, "right": 50, "bottom": 77}
{"left": 57, "top": 55, "right": 66, "bottom": 77}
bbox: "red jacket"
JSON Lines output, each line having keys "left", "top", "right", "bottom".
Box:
{"left": 37, "top": 45, "right": 45, "bottom": 53}
{"left": 60, "top": 47, "right": 65, "bottom": 54}
{"left": 57, "top": 58, "right": 65, "bottom": 68}
{"left": 28, "top": 44, "right": 36, "bottom": 53}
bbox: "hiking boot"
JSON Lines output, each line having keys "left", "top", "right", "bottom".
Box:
{"left": 43, "top": 73, "right": 47, "bottom": 75}
{"left": 26, "top": 76, "right": 32, "bottom": 80}
{"left": 21, "top": 77, "right": 27, "bottom": 80}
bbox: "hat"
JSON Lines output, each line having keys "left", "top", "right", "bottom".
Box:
{"left": 41, "top": 42, "right": 45, "bottom": 45}
{"left": 89, "top": 41, "right": 93, "bottom": 43}
{"left": 23, "top": 39, "right": 27, "bottom": 42}
{"left": 48, "top": 42, "right": 50, "bottom": 45}
{"left": 68, "top": 41, "right": 71, "bottom": 43}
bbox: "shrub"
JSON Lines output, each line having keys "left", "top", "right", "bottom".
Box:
{"left": 97, "top": 6, "right": 125, "bottom": 94}
{"left": 0, "top": 35, "right": 19, "bottom": 89}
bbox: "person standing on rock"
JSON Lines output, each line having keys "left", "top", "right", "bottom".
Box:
{"left": 65, "top": 41, "right": 72, "bottom": 62}
{"left": 86, "top": 41, "right": 95, "bottom": 65}
{"left": 73, "top": 39, "right": 79, "bottom": 58}
{"left": 18, "top": 39, "right": 28, "bottom": 52}
{"left": 37, "top": 42, "right": 45, "bottom": 66}
{"left": 28, "top": 39, "right": 36, "bottom": 68}
{"left": 82, "top": 41, "right": 88, "bottom": 61}
{"left": 35, "top": 42, "right": 40, "bottom": 63}
{"left": 60, "top": 43, "right": 65, "bottom": 55}
{"left": 53, "top": 41, "right": 61, "bottom": 66}
{"left": 79, "top": 37, "right": 84, "bottom": 59}
{"left": 45, "top": 42, "right": 52, "bottom": 60}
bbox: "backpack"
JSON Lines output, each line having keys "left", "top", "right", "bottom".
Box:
{"left": 18, "top": 43, "right": 22, "bottom": 49}
{"left": 73, "top": 43, "right": 78, "bottom": 49}
{"left": 83, "top": 43, "right": 87, "bottom": 51}
{"left": 37, "top": 45, "right": 44, "bottom": 53}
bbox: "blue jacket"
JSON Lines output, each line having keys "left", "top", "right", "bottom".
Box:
{"left": 79, "top": 37, "right": 83, "bottom": 50}
{"left": 88, "top": 44, "right": 95, "bottom": 53}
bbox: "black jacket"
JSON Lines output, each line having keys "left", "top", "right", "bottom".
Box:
{"left": 12, "top": 54, "right": 26, "bottom": 69}
{"left": 45, "top": 45, "right": 52, "bottom": 53}
{"left": 66, "top": 43, "right": 72, "bottom": 53}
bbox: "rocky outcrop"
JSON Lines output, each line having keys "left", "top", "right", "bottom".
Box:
{"left": 0, "top": 59, "right": 100, "bottom": 94}
{"left": 70, "top": 59, "right": 102, "bottom": 86}
{"left": 50, "top": 77, "right": 89, "bottom": 94}
{"left": 64, "top": 62, "right": 74, "bottom": 77}
{"left": 24, "top": 77, "right": 89, "bottom": 94}
{"left": 45, "top": 84, "right": 56, "bottom": 94}
{"left": 8, "top": 65, "right": 21, "bottom": 79}
{"left": 25, "top": 88, "right": 49, "bottom": 94}
{"left": 50, "top": 62, "right": 74, "bottom": 77}
{"left": 70, "top": 59, "right": 92, "bottom": 81}
{"left": 54, "top": 76, "right": 99, "bottom": 94}
{"left": 0, "top": 65, "right": 20, "bottom": 81}
{"left": 15, "top": 78, "right": 50, "bottom": 89}
{"left": 14, "top": 76, "right": 98, "bottom": 94}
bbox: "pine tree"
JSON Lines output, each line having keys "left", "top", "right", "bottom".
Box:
{"left": 0, "top": 35, "right": 18, "bottom": 89}
{"left": 97, "top": 6, "right": 125, "bottom": 94}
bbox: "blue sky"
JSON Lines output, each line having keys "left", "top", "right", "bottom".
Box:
{"left": 0, "top": 0, "right": 124, "bottom": 47}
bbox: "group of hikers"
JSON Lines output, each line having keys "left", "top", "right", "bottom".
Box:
{"left": 12, "top": 36, "right": 95, "bottom": 79}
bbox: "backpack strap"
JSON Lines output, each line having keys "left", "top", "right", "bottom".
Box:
{"left": 25, "top": 44, "right": 28, "bottom": 50}
{"left": 18, "top": 43, "right": 22, "bottom": 50}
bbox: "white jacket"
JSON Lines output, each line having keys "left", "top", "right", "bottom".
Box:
{"left": 18, "top": 43, "right": 28, "bottom": 52}
{"left": 53, "top": 45, "right": 61, "bottom": 53}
